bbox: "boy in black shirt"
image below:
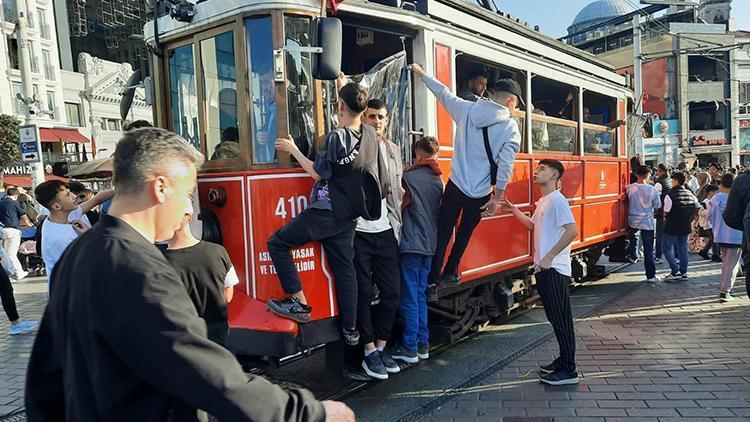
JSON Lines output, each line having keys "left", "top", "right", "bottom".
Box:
{"left": 268, "top": 82, "right": 386, "bottom": 346}
{"left": 164, "top": 211, "right": 239, "bottom": 346}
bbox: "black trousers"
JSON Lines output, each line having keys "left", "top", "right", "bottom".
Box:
{"left": 267, "top": 208, "right": 358, "bottom": 329}
{"left": 536, "top": 268, "right": 576, "bottom": 372}
{"left": 429, "top": 180, "right": 490, "bottom": 283}
{"left": 0, "top": 268, "right": 19, "bottom": 322}
{"left": 700, "top": 229, "right": 721, "bottom": 257}
{"left": 354, "top": 229, "right": 400, "bottom": 345}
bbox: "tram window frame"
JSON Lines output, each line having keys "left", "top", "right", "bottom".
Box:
{"left": 163, "top": 19, "right": 251, "bottom": 171}
{"left": 582, "top": 91, "right": 618, "bottom": 157}
{"left": 529, "top": 76, "right": 578, "bottom": 156}
{"left": 453, "top": 53, "right": 528, "bottom": 153}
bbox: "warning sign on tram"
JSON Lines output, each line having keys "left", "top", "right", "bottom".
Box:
{"left": 18, "top": 125, "right": 40, "bottom": 163}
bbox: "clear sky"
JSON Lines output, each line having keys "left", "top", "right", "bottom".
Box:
{"left": 497, "top": 0, "right": 750, "bottom": 39}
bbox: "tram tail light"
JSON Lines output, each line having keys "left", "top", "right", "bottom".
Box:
{"left": 207, "top": 187, "right": 227, "bottom": 207}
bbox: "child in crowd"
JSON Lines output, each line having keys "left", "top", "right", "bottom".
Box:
{"left": 698, "top": 185, "right": 720, "bottom": 261}
{"left": 625, "top": 165, "right": 661, "bottom": 282}
{"left": 390, "top": 136, "right": 443, "bottom": 364}
{"left": 163, "top": 209, "right": 240, "bottom": 347}
{"left": 34, "top": 181, "right": 114, "bottom": 290}
{"left": 707, "top": 174, "right": 743, "bottom": 302}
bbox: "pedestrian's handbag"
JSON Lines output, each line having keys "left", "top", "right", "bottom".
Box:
{"left": 482, "top": 127, "right": 498, "bottom": 187}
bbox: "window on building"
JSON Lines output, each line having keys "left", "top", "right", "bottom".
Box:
{"left": 740, "top": 82, "right": 750, "bottom": 115}
{"left": 102, "top": 118, "right": 120, "bottom": 131}
{"left": 11, "top": 82, "right": 24, "bottom": 114}
{"left": 37, "top": 8, "right": 49, "bottom": 40}
{"left": 45, "top": 91, "right": 55, "bottom": 119}
{"left": 42, "top": 50, "right": 53, "bottom": 80}
{"left": 7, "top": 37, "right": 18, "bottom": 69}
{"left": 65, "top": 102, "right": 81, "bottom": 126}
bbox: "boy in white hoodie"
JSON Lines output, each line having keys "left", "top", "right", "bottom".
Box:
{"left": 410, "top": 64, "right": 521, "bottom": 288}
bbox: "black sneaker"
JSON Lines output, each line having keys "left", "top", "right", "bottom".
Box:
{"left": 441, "top": 273, "right": 462, "bottom": 286}
{"left": 680, "top": 274, "right": 689, "bottom": 281}
{"left": 698, "top": 251, "right": 710, "bottom": 260}
{"left": 719, "top": 291, "right": 735, "bottom": 302}
{"left": 711, "top": 256, "right": 723, "bottom": 263}
{"left": 267, "top": 297, "right": 311, "bottom": 323}
{"left": 342, "top": 328, "right": 360, "bottom": 346}
{"left": 540, "top": 369, "right": 579, "bottom": 385}
{"left": 539, "top": 357, "right": 563, "bottom": 374}
{"left": 362, "top": 351, "right": 388, "bottom": 380}
{"left": 418, "top": 344, "right": 429, "bottom": 360}
{"left": 380, "top": 349, "right": 401, "bottom": 373}
{"left": 426, "top": 284, "right": 438, "bottom": 303}
{"left": 626, "top": 256, "right": 637, "bottom": 264}
{"left": 391, "top": 345, "right": 419, "bottom": 364}
{"left": 370, "top": 283, "right": 381, "bottom": 305}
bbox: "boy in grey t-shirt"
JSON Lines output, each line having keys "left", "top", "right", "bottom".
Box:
{"left": 626, "top": 165, "right": 662, "bottom": 282}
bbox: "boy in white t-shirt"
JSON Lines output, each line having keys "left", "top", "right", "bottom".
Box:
{"left": 503, "top": 159, "right": 579, "bottom": 386}
{"left": 34, "top": 181, "right": 114, "bottom": 290}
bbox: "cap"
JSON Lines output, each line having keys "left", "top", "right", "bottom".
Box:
{"left": 492, "top": 78, "right": 525, "bottom": 106}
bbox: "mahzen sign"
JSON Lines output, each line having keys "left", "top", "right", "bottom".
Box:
{"left": 691, "top": 135, "right": 726, "bottom": 147}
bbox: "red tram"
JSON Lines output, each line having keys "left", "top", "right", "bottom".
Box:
{"left": 140, "top": 0, "right": 633, "bottom": 362}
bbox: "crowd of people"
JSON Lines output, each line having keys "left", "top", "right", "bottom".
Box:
{"left": 12, "top": 62, "right": 750, "bottom": 420}
{"left": 626, "top": 159, "right": 750, "bottom": 302}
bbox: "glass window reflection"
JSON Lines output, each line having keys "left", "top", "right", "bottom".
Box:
{"left": 284, "top": 16, "right": 315, "bottom": 160}
{"left": 201, "top": 31, "right": 239, "bottom": 161}
{"left": 169, "top": 44, "right": 200, "bottom": 149}
{"left": 246, "top": 17, "right": 276, "bottom": 164}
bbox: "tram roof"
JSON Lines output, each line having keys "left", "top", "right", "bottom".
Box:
{"left": 144, "top": 0, "right": 628, "bottom": 89}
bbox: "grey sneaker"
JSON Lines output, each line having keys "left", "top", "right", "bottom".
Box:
{"left": 362, "top": 351, "right": 388, "bottom": 380}
{"left": 380, "top": 349, "right": 401, "bottom": 373}
{"left": 719, "top": 291, "right": 735, "bottom": 302}
{"left": 418, "top": 344, "right": 430, "bottom": 360}
{"left": 391, "top": 345, "right": 419, "bottom": 364}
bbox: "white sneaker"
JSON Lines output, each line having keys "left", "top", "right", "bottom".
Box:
{"left": 646, "top": 276, "right": 661, "bottom": 283}
{"left": 10, "top": 320, "right": 37, "bottom": 335}
{"left": 13, "top": 270, "right": 29, "bottom": 281}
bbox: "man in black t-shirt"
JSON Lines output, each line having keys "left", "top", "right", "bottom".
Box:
{"left": 164, "top": 212, "right": 240, "bottom": 346}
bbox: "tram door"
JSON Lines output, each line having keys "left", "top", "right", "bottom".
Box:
{"left": 328, "top": 18, "right": 416, "bottom": 164}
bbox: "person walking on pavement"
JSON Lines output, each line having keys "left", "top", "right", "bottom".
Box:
{"left": 390, "top": 136, "right": 443, "bottom": 365}
{"left": 653, "top": 164, "right": 670, "bottom": 264}
{"left": 625, "top": 165, "right": 661, "bottom": 282}
{"left": 662, "top": 172, "right": 701, "bottom": 282}
{"left": 503, "top": 159, "right": 580, "bottom": 385}
{"left": 707, "top": 173, "right": 743, "bottom": 302}
{"left": 354, "top": 98, "right": 404, "bottom": 380}
{"left": 0, "top": 236, "right": 37, "bottom": 335}
{"left": 25, "top": 127, "right": 354, "bottom": 422}
{"left": 0, "top": 188, "right": 34, "bottom": 280}
{"left": 722, "top": 168, "right": 750, "bottom": 299}
{"left": 410, "top": 63, "right": 521, "bottom": 288}
{"left": 267, "top": 82, "right": 386, "bottom": 347}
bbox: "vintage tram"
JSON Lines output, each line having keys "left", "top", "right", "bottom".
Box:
{"left": 139, "top": 0, "right": 633, "bottom": 363}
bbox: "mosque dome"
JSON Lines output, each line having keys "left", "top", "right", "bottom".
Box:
{"left": 569, "top": 0, "right": 637, "bottom": 34}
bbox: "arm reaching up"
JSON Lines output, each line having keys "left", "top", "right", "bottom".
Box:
{"left": 410, "top": 63, "right": 471, "bottom": 124}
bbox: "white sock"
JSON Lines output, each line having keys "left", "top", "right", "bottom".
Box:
{"left": 364, "top": 348, "right": 376, "bottom": 357}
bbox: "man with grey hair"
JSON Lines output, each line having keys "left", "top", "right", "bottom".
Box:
{"left": 25, "top": 128, "right": 353, "bottom": 422}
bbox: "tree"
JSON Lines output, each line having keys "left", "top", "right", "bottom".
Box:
{"left": 0, "top": 115, "right": 22, "bottom": 189}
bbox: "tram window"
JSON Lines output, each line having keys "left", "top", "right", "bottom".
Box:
{"left": 201, "top": 31, "right": 239, "bottom": 161}
{"left": 583, "top": 91, "right": 618, "bottom": 156}
{"left": 531, "top": 77, "right": 577, "bottom": 155}
{"left": 246, "top": 17, "right": 276, "bottom": 164}
{"left": 284, "top": 16, "right": 315, "bottom": 160}
{"left": 168, "top": 44, "right": 200, "bottom": 150}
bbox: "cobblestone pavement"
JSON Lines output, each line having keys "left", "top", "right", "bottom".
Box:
{"left": 426, "top": 258, "right": 750, "bottom": 422}
{"left": 0, "top": 277, "right": 47, "bottom": 417}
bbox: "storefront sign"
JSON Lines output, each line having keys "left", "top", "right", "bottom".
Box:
{"left": 3, "top": 165, "right": 31, "bottom": 175}
{"left": 740, "top": 120, "right": 750, "bottom": 155}
{"left": 651, "top": 119, "right": 679, "bottom": 136}
{"left": 691, "top": 134, "right": 726, "bottom": 147}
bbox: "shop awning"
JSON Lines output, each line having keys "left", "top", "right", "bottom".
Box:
{"left": 66, "top": 157, "right": 113, "bottom": 178}
{"left": 3, "top": 174, "right": 67, "bottom": 188}
{"left": 40, "top": 128, "right": 89, "bottom": 143}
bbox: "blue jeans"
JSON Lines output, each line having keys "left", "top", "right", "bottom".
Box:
{"left": 655, "top": 218, "right": 665, "bottom": 259}
{"left": 400, "top": 253, "right": 430, "bottom": 351}
{"left": 628, "top": 228, "right": 656, "bottom": 279}
{"left": 662, "top": 233, "right": 689, "bottom": 275}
